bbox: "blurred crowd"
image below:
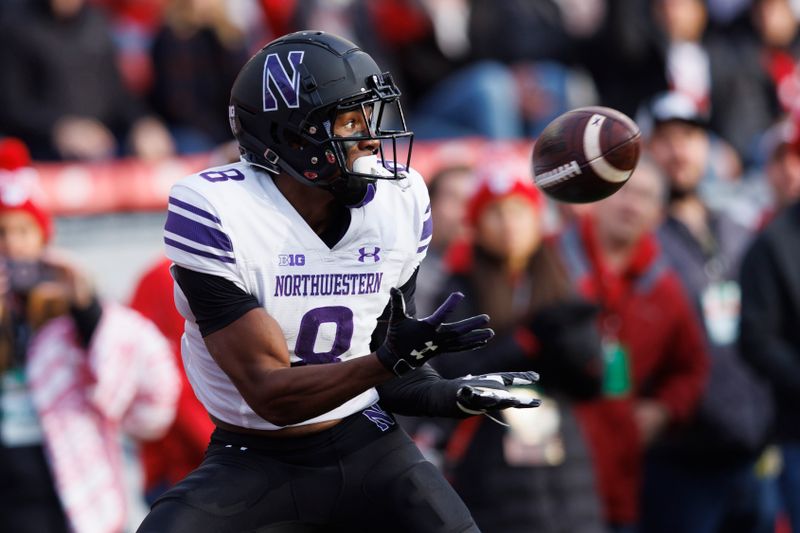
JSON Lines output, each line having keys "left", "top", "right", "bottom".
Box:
{"left": 1, "top": 0, "right": 800, "bottom": 173}
{"left": 0, "top": 0, "right": 800, "bottom": 532}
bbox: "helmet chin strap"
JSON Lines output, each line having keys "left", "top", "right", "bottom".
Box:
{"left": 326, "top": 172, "right": 376, "bottom": 208}
{"left": 342, "top": 182, "right": 377, "bottom": 208}
{"left": 320, "top": 154, "right": 384, "bottom": 208}
{"left": 276, "top": 157, "right": 374, "bottom": 207}
{"left": 349, "top": 154, "right": 399, "bottom": 205}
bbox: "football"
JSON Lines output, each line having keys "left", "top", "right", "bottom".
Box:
{"left": 531, "top": 106, "right": 641, "bottom": 203}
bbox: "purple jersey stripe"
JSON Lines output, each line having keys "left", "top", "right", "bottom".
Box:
{"left": 425, "top": 203, "right": 431, "bottom": 214}
{"left": 420, "top": 216, "right": 433, "bottom": 241}
{"left": 165, "top": 211, "right": 233, "bottom": 252}
{"left": 164, "top": 237, "right": 236, "bottom": 264}
{"left": 168, "top": 197, "right": 221, "bottom": 223}
{"left": 416, "top": 243, "right": 429, "bottom": 254}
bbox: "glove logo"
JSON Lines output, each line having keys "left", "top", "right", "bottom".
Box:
{"left": 375, "top": 287, "right": 493, "bottom": 376}
{"left": 410, "top": 341, "right": 437, "bottom": 360}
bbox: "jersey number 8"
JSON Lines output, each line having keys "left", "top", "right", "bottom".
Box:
{"left": 294, "top": 306, "right": 354, "bottom": 364}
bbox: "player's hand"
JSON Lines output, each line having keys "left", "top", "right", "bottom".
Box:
{"left": 376, "top": 288, "right": 494, "bottom": 376}
{"left": 456, "top": 371, "right": 541, "bottom": 416}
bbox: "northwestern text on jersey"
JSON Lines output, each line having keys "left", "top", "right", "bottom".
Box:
{"left": 273, "top": 272, "right": 384, "bottom": 297}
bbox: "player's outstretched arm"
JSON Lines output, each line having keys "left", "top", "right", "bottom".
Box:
{"left": 377, "top": 365, "right": 541, "bottom": 419}
{"left": 203, "top": 288, "right": 493, "bottom": 427}
{"left": 204, "top": 307, "right": 391, "bottom": 427}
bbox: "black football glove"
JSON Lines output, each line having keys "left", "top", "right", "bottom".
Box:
{"left": 456, "top": 371, "right": 542, "bottom": 419}
{"left": 376, "top": 287, "right": 494, "bottom": 376}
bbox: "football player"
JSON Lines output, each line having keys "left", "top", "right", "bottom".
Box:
{"left": 138, "top": 31, "right": 540, "bottom": 533}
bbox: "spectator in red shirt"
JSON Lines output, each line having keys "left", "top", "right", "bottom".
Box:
{"left": 130, "top": 256, "right": 214, "bottom": 502}
{"left": 557, "top": 157, "right": 709, "bottom": 532}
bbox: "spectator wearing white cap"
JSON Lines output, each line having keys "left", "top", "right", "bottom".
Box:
{"left": 646, "top": 90, "right": 764, "bottom": 226}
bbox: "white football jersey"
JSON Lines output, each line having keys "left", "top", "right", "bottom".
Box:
{"left": 164, "top": 161, "right": 431, "bottom": 430}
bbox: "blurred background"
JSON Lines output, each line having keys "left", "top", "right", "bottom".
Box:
{"left": 2, "top": 0, "right": 800, "bottom": 532}
{"left": 0, "top": 0, "right": 794, "bottom": 297}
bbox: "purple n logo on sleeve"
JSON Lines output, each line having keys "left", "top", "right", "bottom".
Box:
{"left": 362, "top": 404, "right": 395, "bottom": 432}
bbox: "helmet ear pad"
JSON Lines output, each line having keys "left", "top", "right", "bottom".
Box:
{"left": 265, "top": 124, "right": 370, "bottom": 207}
{"left": 273, "top": 126, "right": 340, "bottom": 186}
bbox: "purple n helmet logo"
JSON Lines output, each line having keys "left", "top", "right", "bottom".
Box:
{"left": 262, "top": 51, "right": 304, "bottom": 112}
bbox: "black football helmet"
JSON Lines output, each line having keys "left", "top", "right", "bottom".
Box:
{"left": 229, "top": 30, "right": 413, "bottom": 206}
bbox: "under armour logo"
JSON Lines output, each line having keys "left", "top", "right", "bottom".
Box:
{"left": 358, "top": 246, "right": 380, "bottom": 263}
{"left": 411, "top": 341, "right": 438, "bottom": 360}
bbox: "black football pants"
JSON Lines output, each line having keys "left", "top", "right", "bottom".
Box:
{"left": 136, "top": 405, "right": 478, "bottom": 533}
